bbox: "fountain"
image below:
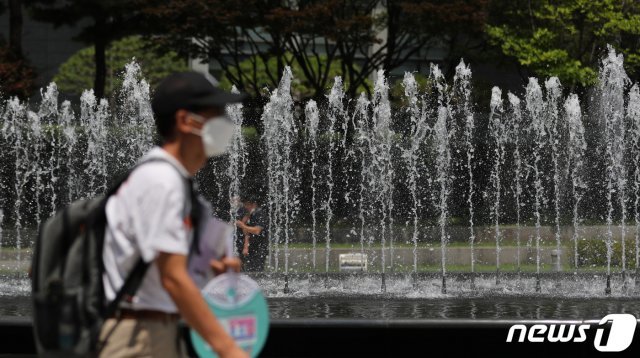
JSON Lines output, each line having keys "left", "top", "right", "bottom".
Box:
{"left": 489, "top": 86, "right": 506, "bottom": 285}
{"left": 0, "top": 47, "right": 640, "bottom": 355}
{"left": 506, "top": 92, "right": 523, "bottom": 278}
{"left": 525, "top": 77, "right": 545, "bottom": 293}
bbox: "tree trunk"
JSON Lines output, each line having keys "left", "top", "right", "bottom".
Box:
{"left": 384, "top": 0, "right": 398, "bottom": 72}
{"left": 94, "top": 16, "right": 107, "bottom": 98}
{"left": 9, "top": 0, "right": 23, "bottom": 56}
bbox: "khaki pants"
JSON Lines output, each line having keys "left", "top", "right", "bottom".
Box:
{"left": 98, "top": 318, "right": 187, "bottom": 358}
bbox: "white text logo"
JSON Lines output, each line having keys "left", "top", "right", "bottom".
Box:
{"left": 506, "top": 314, "right": 637, "bottom": 352}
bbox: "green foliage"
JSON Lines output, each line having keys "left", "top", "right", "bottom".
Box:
{"left": 53, "top": 36, "right": 188, "bottom": 97}
{"left": 218, "top": 52, "right": 371, "bottom": 100}
{"left": 486, "top": 26, "right": 597, "bottom": 86}
{"left": 241, "top": 126, "right": 259, "bottom": 140}
{"left": 487, "top": 0, "right": 640, "bottom": 87}
{"left": 576, "top": 238, "right": 637, "bottom": 268}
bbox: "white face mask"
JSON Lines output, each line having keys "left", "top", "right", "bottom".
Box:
{"left": 189, "top": 113, "right": 236, "bottom": 157}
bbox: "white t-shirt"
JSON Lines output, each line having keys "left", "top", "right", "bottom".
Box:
{"left": 102, "top": 147, "right": 192, "bottom": 313}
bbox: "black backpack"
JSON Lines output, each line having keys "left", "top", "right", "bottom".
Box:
{"left": 31, "top": 157, "right": 199, "bottom": 357}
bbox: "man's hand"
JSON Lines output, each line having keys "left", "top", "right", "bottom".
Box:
{"left": 210, "top": 256, "right": 242, "bottom": 275}
{"left": 221, "top": 346, "right": 250, "bottom": 358}
{"left": 235, "top": 220, "right": 246, "bottom": 229}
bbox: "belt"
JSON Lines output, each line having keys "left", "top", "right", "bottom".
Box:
{"left": 111, "top": 308, "right": 180, "bottom": 323}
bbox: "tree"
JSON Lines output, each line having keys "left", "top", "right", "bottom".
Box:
{"left": 487, "top": 0, "right": 640, "bottom": 89}
{"left": 52, "top": 36, "right": 188, "bottom": 98}
{"left": 141, "top": 0, "right": 488, "bottom": 100}
{"left": 0, "top": 0, "right": 36, "bottom": 98}
{"left": 0, "top": 42, "right": 36, "bottom": 98}
{"left": 26, "top": 0, "right": 141, "bottom": 98}
{"left": 393, "top": 0, "right": 488, "bottom": 79}
{"left": 140, "top": 0, "right": 304, "bottom": 97}
{"left": 218, "top": 52, "right": 371, "bottom": 100}
{"left": 9, "top": 0, "right": 23, "bottom": 55}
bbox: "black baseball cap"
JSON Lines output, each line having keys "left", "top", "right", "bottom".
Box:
{"left": 151, "top": 71, "right": 247, "bottom": 119}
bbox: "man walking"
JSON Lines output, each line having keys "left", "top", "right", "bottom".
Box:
{"left": 100, "top": 71, "right": 248, "bottom": 357}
